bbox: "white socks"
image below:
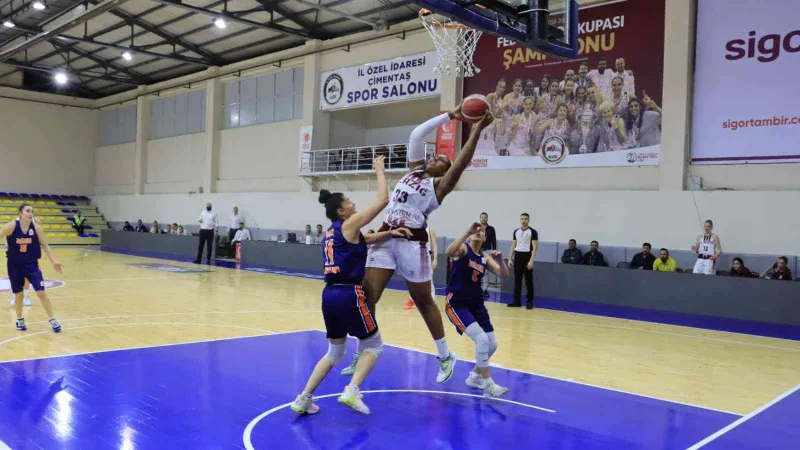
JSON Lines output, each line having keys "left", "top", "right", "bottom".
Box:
{"left": 435, "top": 337, "right": 450, "bottom": 360}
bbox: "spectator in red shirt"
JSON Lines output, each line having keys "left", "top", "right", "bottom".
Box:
{"left": 760, "top": 256, "right": 793, "bottom": 281}
{"left": 729, "top": 258, "right": 757, "bottom": 278}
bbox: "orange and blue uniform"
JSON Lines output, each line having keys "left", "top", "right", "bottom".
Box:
{"left": 445, "top": 245, "right": 494, "bottom": 335}
{"left": 5, "top": 220, "right": 44, "bottom": 294}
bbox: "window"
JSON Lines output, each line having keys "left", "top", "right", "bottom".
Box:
{"left": 98, "top": 105, "right": 137, "bottom": 146}
{"left": 222, "top": 67, "right": 304, "bottom": 129}
{"left": 150, "top": 89, "right": 206, "bottom": 139}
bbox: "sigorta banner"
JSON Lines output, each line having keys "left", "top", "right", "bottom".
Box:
{"left": 691, "top": 0, "right": 800, "bottom": 165}
{"left": 461, "top": 0, "right": 665, "bottom": 170}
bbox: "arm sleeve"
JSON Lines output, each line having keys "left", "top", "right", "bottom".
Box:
{"left": 408, "top": 113, "right": 451, "bottom": 162}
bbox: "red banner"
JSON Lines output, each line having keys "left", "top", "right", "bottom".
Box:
{"left": 435, "top": 111, "right": 458, "bottom": 160}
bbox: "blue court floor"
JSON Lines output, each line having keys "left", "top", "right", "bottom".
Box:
{"left": 0, "top": 330, "right": 796, "bottom": 449}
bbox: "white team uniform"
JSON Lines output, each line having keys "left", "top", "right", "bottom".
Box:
{"left": 693, "top": 234, "right": 717, "bottom": 275}
{"left": 426, "top": 227, "right": 437, "bottom": 298}
{"left": 367, "top": 169, "right": 439, "bottom": 283}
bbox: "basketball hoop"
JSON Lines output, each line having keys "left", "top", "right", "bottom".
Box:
{"left": 419, "top": 8, "right": 483, "bottom": 78}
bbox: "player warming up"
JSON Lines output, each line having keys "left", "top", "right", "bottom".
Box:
{"left": 445, "top": 222, "right": 510, "bottom": 398}
{"left": 291, "top": 157, "right": 411, "bottom": 415}
{"left": 341, "top": 102, "right": 494, "bottom": 384}
{"left": 0, "top": 204, "right": 63, "bottom": 332}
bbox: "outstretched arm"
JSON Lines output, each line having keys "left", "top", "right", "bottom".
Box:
{"left": 342, "top": 156, "right": 389, "bottom": 240}
{"left": 434, "top": 112, "right": 494, "bottom": 202}
{"left": 407, "top": 108, "right": 463, "bottom": 169}
{"left": 485, "top": 251, "right": 510, "bottom": 278}
{"left": 33, "top": 221, "right": 63, "bottom": 273}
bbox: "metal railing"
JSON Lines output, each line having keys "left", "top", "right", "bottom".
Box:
{"left": 299, "top": 143, "right": 420, "bottom": 176}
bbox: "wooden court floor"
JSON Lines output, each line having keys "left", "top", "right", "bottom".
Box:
{"left": 1, "top": 247, "right": 799, "bottom": 415}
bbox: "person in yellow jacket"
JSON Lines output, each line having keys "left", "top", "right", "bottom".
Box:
{"left": 653, "top": 248, "right": 677, "bottom": 272}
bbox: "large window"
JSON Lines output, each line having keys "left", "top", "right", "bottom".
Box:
{"left": 98, "top": 105, "right": 137, "bottom": 146}
{"left": 150, "top": 89, "right": 206, "bottom": 139}
{"left": 222, "top": 67, "right": 304, "bottom": 129}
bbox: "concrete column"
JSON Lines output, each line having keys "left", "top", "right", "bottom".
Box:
{"left": 300, "top": 40, "right": 328, "bottom": 193}
{"left": 133, "top": 86, "right": 150, "bottom": 195}
{"left": 658, "top": 0, "right": 696, "bottom": 191}
{"left": 203, "top": 67, "right": 221, "bottom": 194}
{"left": 439, "top": 75, "right": 464, "bottom": 149}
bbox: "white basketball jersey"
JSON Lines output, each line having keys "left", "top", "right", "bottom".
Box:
{"left": 699, "top": 234, "right": 716, "bottom": 257}
{"left": 384, "top": 170, "right": 439, "bottom": 229}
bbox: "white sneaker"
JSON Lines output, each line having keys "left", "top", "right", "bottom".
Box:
{"left": 9, "top": 294, "right": 32, "bottom": 306}
{"left": 436, "top": 352, "right": 458, "bottom": 383}
{"left": 466, "top": 372, "right": 487, "bottom": 390}
{"left": 338, "top": 385, "right": 370, "bottom": 414}
{"left": 340, "top": 353, "right": 359, "bottom": 376}
{"left": 483, "top": 381, "right": 509, "bottom": 398}
{"left": 290, "top": 394, "right": 320, "bottom": 415}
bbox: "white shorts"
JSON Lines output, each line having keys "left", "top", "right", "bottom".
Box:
{"left": 693, "top": 258, "right": 715, "bottom": 275}
{"left": 367, "top": 238, "right": 431, "bottom": 283}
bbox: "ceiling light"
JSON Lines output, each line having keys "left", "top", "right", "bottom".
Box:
{"left": 214, "top": 17, "right": 226, "bottom": 29}
{"left": 32, "top": 1, "right": 46, "bottom": 10}
{"left": 2, "top": 20, "right": 15, "bottom": 28}
{"left": 122, "top": 51, "right": 132, "bottom": 61}
{"left": 54, "top": 72, "right": 68, "bottom": 85}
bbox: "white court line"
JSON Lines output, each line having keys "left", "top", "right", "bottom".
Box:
{"left": 685, "top": 384, "right": 800, "bottom": 449}
{"left": 242, "top": 389, "right": 555, "bottom": 450}
{"left": 0, "top": 439, "right": 11, "bottom": 450}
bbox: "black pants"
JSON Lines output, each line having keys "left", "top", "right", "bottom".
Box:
{"left": 196, "top": 229, "right": 214, "bottom": 262}
{"left": 513, "top": 251, "right": 534, "bottom": 305}
{"left": 228, "top": 228, "right": 236, "bottom": 244}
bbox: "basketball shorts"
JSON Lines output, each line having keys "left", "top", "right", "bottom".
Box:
{"left": 444, "top": 293, "right": 494, "bottom": 335}
{"left": 322, "top": 284, "right": 378, "bottom": 340}
{"left": 693, "top": 258, "right": 715, "bottom": 275}
{"left": 7, "top": 261, "right": 45, "bottom": 294}
{"left": 366, "top": 238, "right": 431, "bottom": 283}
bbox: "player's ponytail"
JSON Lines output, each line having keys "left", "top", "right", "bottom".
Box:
{"left": 318, "top": 189, "right": 346, "bottom": 221}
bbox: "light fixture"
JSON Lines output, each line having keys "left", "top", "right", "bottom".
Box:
{"left": 213, "top": 17, "right": 226, "bottom": 29}
{"left": 2, "top": 20, "right": 15, "bottom": 28}
{"left": 122, "top": 51, "right": 132, "bottom": 61}
{"left": 54, "top": 72, "right": 68, "bottom": 85}
{"left": 32, "top": 1, "right": 46, "bottom": 10}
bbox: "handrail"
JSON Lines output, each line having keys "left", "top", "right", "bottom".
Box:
{"left": 299, "top": 143, "right": 420, "bottom": 176}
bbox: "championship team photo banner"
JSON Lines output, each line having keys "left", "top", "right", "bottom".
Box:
{"left": 319, "top": 51, "right": 441, "bottom": 111}
{"left": 691, "top": 0, "right": 800, "bottom": 165}
{"left": 457, "top": 0, "right": 665, "bottom": 170}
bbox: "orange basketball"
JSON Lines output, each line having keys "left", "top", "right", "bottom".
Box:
{"left": 461, "top": 94, "right": 490, "bottom": 123}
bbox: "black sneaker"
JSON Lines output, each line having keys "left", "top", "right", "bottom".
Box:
{"left": 507, "top": 302, "right": 522, "bottom": 308}
{"left": 526, "top": 303, "right": 534, "bottom": 310}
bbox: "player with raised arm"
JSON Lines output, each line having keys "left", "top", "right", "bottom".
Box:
{"left": 444, "top": 222, "right": 510, "bottom": 397}
{"left": 339, "top": 106, "right": 494, "bottom": 384}
{"left": 290, "top": 157, "right": 411, "bottom": 415}
{"left": 0, "top": 204, "right": 63, "bottom": 332}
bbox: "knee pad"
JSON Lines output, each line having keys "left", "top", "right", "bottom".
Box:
{"left": 487, "top": 332, "right": 498, "bottom": 358}
{"left": 465, "top": 323, "right": 490, "bottom": 368}
{"left": 357, "top": 332, "right": 384, "bottom": 359}
{"left": 324, "top": 342, "right": 346, "bottom": 366}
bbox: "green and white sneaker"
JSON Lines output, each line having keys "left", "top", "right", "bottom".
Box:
{"left": 436, "top": 352, "right": 458, "bottom": 383}
{"left": 466, "top": 371, "right": 487, "bottom": 389}
{"left": 483, "top": 380, "right": 509, "bottom": 398}
{"left": 290, "top": 394, "right": 320, "bottom": 415}
{"left": 340, "top": 353, "right": 359, "bottom": 376}
{"left": 338, "top": 385, "right": 370, "bottom": 414}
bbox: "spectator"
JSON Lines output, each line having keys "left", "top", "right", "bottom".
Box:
{"left": 228, "top": 207, "right": 241, "bottom": 244}
{"left": 162, "top": 225, "right": 171, "bottom": 234}
{"left": 170, "top": 223, "right": 179, "bottom": 235}
{"left": 178, "top": 226, "right": 191, "bottom": 236}
{"left": 508, "top": 213, "right": 538, "bottom": 309}
{"left": 314, "top": 224, "right": 324, "bottom": 244}
{"left": 194, "top": 202, "right": 218, "bottom": 264}
{"left": 730, "top": 258, "right": 757, "bottom": 278}
{"left": 479, "top": 212, "right": 497, "bottom": 298}
{"left": 71, "top": 210, "right": 86, "bottom": 234}
{"left": 761, "top": 256, "right": 793, "bottom": 281}
{"left": 231, "top": 221, "right": 251, "bottom": 244}
{"left": 560, "top": 239, "right": 583, "bottom": 264}
{"left": 304, "top": 224, "right": 314, "bottom": 244}
{"left": 134, "top": 219, "right": 148, "bottom": 233}
{"left": 122, "top": 221, "right": 134, "bottom": 232}
{"left": 150, "top": 221, "right": 161, "bottom": 234}
{"left": 582, "top": 240, "right": 607, "bottom": 266}
{"left": 629, "top": 242, "right": 655, "bottom": 270}
{"left": 652, "top": 248, "right": 677, "bottom": 272}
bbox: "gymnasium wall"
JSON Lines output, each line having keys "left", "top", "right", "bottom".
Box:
{"left": 0, "top": 96, "right": 97, "bottom": 195}
{"left": 145, "top": 133, "right": 206, "bottom": 194}
{"left": 94, "top": 142, "right": 135, "bottom": 195}
{"left": 328, "top": 97, "right": 441, "bottom": 148}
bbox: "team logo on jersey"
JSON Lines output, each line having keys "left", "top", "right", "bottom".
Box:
{"left": 28, "top": 229, "right": 34, "bottom": 236}
{"left": 323, "top": 74, "right": 344, "bottom": 106}
{"left": 539, "top": 136, "right": 568, "bottom": 165}
{"left": 0, "top": 277, "right": 65, "bottom": 293}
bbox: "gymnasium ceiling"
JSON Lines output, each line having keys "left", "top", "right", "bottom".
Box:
{"left": 0, "top": 0, "right": 421, "bottom": 99}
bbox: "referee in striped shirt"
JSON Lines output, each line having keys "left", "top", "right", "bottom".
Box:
{"left": 508, "top": 213, "right": 538, "bottom": 309}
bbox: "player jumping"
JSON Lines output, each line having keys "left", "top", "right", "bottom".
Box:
{"left": 340, "top": 107, "right": 494, "bottom": 383}
{"left": 445, "top": 222, "right": 510, "bottom": 398}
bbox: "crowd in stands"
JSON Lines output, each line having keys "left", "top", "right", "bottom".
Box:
{"left": 122, "top": 219, "right": 192, "bottom": 236}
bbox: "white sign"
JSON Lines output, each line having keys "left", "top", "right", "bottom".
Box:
{"left": 691, "top": 0, "right": 800, "bottom": 165}
{"left": 319, "top": 52, "right": 440, "bottom": 110}
{"left": 467, "top": 145, "right": 660, "bottom": 170}
{"left": 298, "top": 125, "right": 313, "bottom": 171}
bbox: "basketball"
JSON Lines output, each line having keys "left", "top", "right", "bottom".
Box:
{"left": 461, "top": 94, "right": 490, "bottom": 122}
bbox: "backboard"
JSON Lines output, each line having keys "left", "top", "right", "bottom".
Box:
{"left": 412, "top": 0, "right": 579, "bottom": 60}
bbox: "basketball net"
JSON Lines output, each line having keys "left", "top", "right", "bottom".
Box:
{"left": 419, "top": 9, "right": 483, "bottom": 77}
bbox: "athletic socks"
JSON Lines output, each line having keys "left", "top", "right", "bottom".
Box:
{"left": 435, "top": 337, "right": 450, "bottom": 360}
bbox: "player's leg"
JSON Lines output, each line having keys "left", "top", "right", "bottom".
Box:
{"left": 338, "top": 286, "right": 380, "bottom": 414}
{"left": 9, "top": 279, "right": 32, "bottom": 306}
{"left": 703, "top": 260, "right": 715, "bottom": 275}
{"left": 524, "top": 264, "right": 534, "bottom": 309}
{"left": 27, "top": 264, "right": 60, "bottom": 332}
{"left": 692, "top": 258, "right": 704, "bottom": 274}
{"left": 466, "top": 303, "right": 506, "bottom": 397}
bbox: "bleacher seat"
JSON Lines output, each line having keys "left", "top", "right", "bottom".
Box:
{"left": 616, "top": 262, "right": 630, "bottom": 269}
{"left": 0, "top": 191, "right": 105, "bottom": 245}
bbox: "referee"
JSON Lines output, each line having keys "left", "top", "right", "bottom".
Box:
{"left": 508, "top": 212, "right": 538, "bottom": 309}
{"left": 194, "top": 202, "right": 218, "bottom": 264}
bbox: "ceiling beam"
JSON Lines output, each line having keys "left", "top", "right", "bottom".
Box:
{"left": 6, "top": 60, "right": 142, "bottom": 85}
{"left": 290, "top": 0, "right": 375, "bottom": 27}
{"left": 50, "top": 39, "right": 151, "bottom": 84}
{"left": 0, "top": 0, "right": 131, "bottom": 64}
{"left": 252, "top": 0, "right": 327, "bottom": 37}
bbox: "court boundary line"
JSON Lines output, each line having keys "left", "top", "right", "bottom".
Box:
{"left": 685, "top": 383, "right": 800, "bottom": 449}
{"left": 242, "top": 389, "right": 556, "bottom": 450}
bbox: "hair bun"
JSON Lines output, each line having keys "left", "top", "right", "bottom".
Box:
{"left": 318, "top": 189, "right": 332, "bottom": 204}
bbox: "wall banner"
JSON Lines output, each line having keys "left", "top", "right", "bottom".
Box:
{"left": 319, "top": 51, "right": 440, "bottom": 111}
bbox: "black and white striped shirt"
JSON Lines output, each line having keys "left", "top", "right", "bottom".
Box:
{"left": 512, "top": 227, "right": 538, "bottom": 252}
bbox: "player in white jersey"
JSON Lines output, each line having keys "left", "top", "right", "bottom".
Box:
{"left": 339, "top": 107, "right": 494, "bottom": 383}
{"left": 405, "top": 226, "right": 437, "bottom": 309}
{"left": 691, "top": 219, "right": 722, "bottom": 275}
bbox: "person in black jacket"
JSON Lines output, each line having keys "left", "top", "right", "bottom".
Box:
{"left": 629, "top": 242, "right": 656, "bottom": 270}
{"left": 561, "top": 239, "right": 583, "bottom": 264}
{"left": 583, "top": 240, "right": 608, "bottom": 266}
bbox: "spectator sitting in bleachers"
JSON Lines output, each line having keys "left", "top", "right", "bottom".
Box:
{"left": 170, "top": 223, "right": 179, "bottom": 235}
{"left": 314, "top": 224, "right": 324, "bottom": 244}
{"left": 730, "top": 258, "right": 757, "bottom": 278}
{"left": 561, "top": 239, "right": 583, "bottom": 264}
{"left": 304, "top": 224, "right": 313, "bottom": 244}
{"left": 135, "top": 219, "right": 148, "bottom": 232}
{"left": 162, "top": 225, "right": 171, "bottom": 234}
{"left": 178, "top": 226, "right": 191, "bottom": 236}
{"left": 761, "top": 256, "right": 793, "bottom": 281}
{"left": 652, "top": 248, "right": 677, "bottom": 272}
{"left": 122, "top": 221, "right": 134, "bottom": 232}
{"left": 629, "top": 242, "right": 656, "bottom": 270}
{"left": 583, "top": 240, "right": 608, "bottom": 266}
{"left": 71, "top": 210, "right": 86, "bottom": 234}
{"left": 231, "top": 221, "right": 251, "bottom": 244}
{"left": 150, "top": 221, "right": 161, "bottom": 234}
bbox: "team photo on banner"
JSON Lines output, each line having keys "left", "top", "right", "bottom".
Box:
{"left": 457, "top": 0, "right": 665, "bottom": 170}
